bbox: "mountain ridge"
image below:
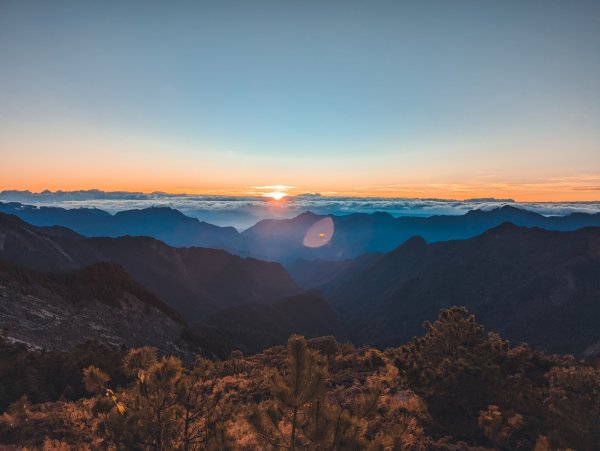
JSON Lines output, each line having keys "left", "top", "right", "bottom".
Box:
{"left": 4, "top": 201, "right": 600, "bottom": 262}
{"left": 0, "top": 202, "right": 243, "bottom": 250}
{"left": 0, "top": 212, "right": 300, "bottom": 324}
{"left": 239, "top": 204, "right": 600, "bottom": 261}
{"left": 319, "top": 223, "right": 600, "bottom": 355}
{"left": 0, "top": 259, "right": 191, "bottom": 355}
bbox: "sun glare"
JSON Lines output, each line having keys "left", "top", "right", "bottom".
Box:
{"left": 264, "top": 191, "right": 287, "bottom": 200}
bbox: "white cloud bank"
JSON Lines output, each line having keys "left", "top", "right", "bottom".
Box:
{"left": 1, "top": 190, "right": 599, "bottom": 231}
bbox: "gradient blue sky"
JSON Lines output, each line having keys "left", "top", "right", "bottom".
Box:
{"left": 1, "top": 1, "right": 599, "bottom": 200}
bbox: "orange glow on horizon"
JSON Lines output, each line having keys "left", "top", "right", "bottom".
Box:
{"left": 2, "top": 129, "right": 598, "bottom": 202}
{"left": 1, "top": 171, "right": 599, "bottom": 203}
{"left": 263, "top": 191, "right": 287, "bottom": 201}
{"left": 0, "top": 182, "right": 599, "bottom": 202}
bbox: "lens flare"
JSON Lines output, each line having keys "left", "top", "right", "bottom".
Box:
{"left": 303, "top": 217, "right": 334, "bottom": 248}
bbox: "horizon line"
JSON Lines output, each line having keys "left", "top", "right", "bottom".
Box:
{"left": 0, "top": 187, "right": 599, "bottom": 204}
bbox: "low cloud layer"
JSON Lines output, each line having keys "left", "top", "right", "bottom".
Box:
{"left": 1, "top": 190, "right": 599, "bottom": 231}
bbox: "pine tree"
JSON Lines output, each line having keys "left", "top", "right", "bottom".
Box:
{"left": 302, "top": 396, "right": 365, "bottom": 450}
{"left": 122, "top": 349, "right": 183, "bottom": 450}
{"left": 544, "top": 365, "right": 600, "bottom": 450}
{"left": 393, "top": 307, "right": 511, "bottom": 438}
{"left": 249, "top": 335, "right": 328, "bottom": 450}
{"left": 175, "top": 356, "right": 234, "bottom": 450}
{"left": 85, "top": 347, "right": 235, "bottom": 450}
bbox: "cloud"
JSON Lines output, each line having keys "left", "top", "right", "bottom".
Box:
{"left": 572, "top": 186, "right": 600, "bottom": 191}
{"left": 351, "top": 176, "right": 600, "bottom": 199}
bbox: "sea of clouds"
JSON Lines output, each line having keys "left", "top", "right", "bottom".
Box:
{"left": 1, "top": 190, "right": 599, "bottom": 231}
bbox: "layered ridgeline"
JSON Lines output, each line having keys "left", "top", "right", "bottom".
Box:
{"left": 0, "top": 212, "right": 300, "bottom": 324}
{"left": 1, "top": 211, "right": 600, "bottom": 356}
{"left": 0, "top": 212, "right": 343, "bottom": 354}
{"left": 290, "top": 223, "right": 600, "bottom": 356}
{"left": 3, "top": 201, "right": 600, "bottom": 261}
{"left": 0, "top": 202, "right": 243, "bottom": 250}
{"left": 243, "top": 207, "right": 600, "bottom": 261}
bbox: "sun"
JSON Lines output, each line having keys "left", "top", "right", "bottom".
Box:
{"left": 264, "top": 191, "right": 287, "bottom": 201}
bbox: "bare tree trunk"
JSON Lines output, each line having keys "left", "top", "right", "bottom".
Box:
{"left": 290, "top": 407, "right": 298, "bottom": 451}
{"left": 183, "top": 411, "right": 191, "bottom": 451}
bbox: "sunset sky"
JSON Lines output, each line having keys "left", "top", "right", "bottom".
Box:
{"left": 1, "top": 1, "right": 599, "bottom": 201}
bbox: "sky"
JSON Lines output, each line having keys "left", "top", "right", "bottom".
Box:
{"left": 1, "top": 1, "right": 599, "bottom": 201}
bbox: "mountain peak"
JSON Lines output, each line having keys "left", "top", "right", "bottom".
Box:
{"left": 489, "top": 221, "right": 521, "bottom": 231}
{"left": 464, "top": 205, "right": 540, "bottom": 218}
{"left": 479, "top": 221, "right": 537, "bottom": 239}
{"left": 390, "top": 235, "right": 427, "bottom": 254}
{"left": 495, "top": 205, "right": 539, "bottom": 216}
{"left": 295, "top": 211, "right": 319, "bottom": 219}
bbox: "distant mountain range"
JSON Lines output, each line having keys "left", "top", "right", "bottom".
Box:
{"left": 0, "top": 209, "right": 598, "bottom": 356}
{"left": 0, "top": 202, "right": 243, "bottom": 250}
{"left": 2, "top": 201, "right": 600, "bottom": 263}
{"left": 245, "top": 206, "right": 600, "bottom": 261}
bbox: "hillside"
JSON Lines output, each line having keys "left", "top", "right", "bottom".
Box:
{"left": 1, "top": 309, "right": 598, "bottom": 450}
{"left": 0, "top": 213, "right": 300, "bottom": 323}
{"left": 321, "top": 223, "right": 600, "bottom": 355}
{"left": 207, "top": 289, "right": 341, "bottom": 352}
{"left": 0, "top": 260, "right": 189, "bottom": 355}
{"left": 2, "top": 211, "right": 599, "bottom": 356}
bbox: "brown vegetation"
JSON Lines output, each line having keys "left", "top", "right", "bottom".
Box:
{"left": 0, "top": 307, "right": 598, "bottom": 450}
